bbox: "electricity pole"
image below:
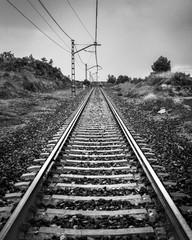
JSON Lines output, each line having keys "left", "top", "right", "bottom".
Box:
{"left": 89, "top": 71, "right": 91, "bottom": 82}
{"left": 70, "top": 0, "right": 100, "bottom": 96}
{"left": 71, "top": 39, "right": 75, "bottom": 96}
{"left": 71, "top": 41, "right": 101, "bottom": 96}
{"left": 85, "top": 64, "right": 87, "bottom": 81}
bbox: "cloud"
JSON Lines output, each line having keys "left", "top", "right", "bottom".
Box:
{"left": 1, "top": 0, "right": 192, "bottom": 79}
{"left": 172, "top": 65, "right": 192, "bottom": 75}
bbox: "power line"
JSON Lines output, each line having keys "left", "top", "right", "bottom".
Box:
{"left": 26, "top": 0, "right": 70, "bottom": 50}
{"left": 66, "top": 0, "right": 94, "bottom": 41}
{"left": 94, "top": 0, "right": 99, "bottom": 80}
{"left": 76, "top": 61, "right": 84, "bottom": 70}
{"left": 75, "top": 57, "right": 84, "bottom": 70}
{"left": 7, "top": 0, "right": 70, "bottom": 53}
{"left": 75, "top": 45, "right": 85, "bottom": 65}
{"left": 95, "top": 0, "right": 98, "bottom": 43}
{"left": 38, "top": 0, "right": 73, "bottom": 40}
{"left": 87, "top": 49, "right": 94, "bottom": 64}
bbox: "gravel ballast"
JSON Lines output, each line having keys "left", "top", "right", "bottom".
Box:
{"left": 105, "top": 88, "right": 192, "bottom": 228}
{"left": 0, "top": 89, "right": 88, "bottom": 200}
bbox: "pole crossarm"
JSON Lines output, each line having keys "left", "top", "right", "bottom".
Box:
{"left": 74, "top": 42, "right": 101, "bottom": 54}
{"left": 87, "top": 65, "right": 102, "bottom": 71}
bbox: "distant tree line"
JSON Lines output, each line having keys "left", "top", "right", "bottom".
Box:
{"left": 107, "top": 74, "right": 143, "bottom": 85}
{"left": 107, "top": 55, "right": 192, "bottom": 89}
{"left": 107, "top": 55, "right": 172, "bottom": 84}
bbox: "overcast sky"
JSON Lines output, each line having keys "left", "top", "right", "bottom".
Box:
{"left": 0, "top": 0, "right": 192, "bottom": 81}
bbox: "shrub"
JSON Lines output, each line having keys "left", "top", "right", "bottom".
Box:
{"left": 171, "top": 72, "right": 192, "bottom": 86}
{"left": 141, "top": 97, "right": 176, "bottom": 113}
{"left": 131, "top": 78, "right": 143, "bottom": 85}
{"left": 22, "top": 77, "right": 35, "bottom": 92}
{"left": 116, "top": 75, "right": 130, "bottom": 84}
{"left": 107, "top": 75, "right": 116, "bottom": 84}
{"left": 146, "top": 75, "right": 163, "bottom": 86}
{"left": 124, "top": 89, "right": 139, "bottom": 98}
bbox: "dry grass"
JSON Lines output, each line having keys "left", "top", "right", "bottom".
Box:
{"left": 113, "top": 82, "right": 154, "bottom": 99}
{"left": 111, "top": 77, "right": 192, "bottom": 141}
{"left": 0, "top": 89, "right": 83, "bottom": 139}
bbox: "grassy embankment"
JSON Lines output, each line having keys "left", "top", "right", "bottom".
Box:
{"left": 111, "top": 71, "right": 192, "bottom": 141}
{"left": 0, "top": 53, "right": 84, "bottom": 138}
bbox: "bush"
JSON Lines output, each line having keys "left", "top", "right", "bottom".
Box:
{"left": 22, "top": 77, "right": 35, "bottom": 92}
{"left": 171, "top": 72, "right": 192, "bottom": 86}
{"left": 116, "top": 75, "right": 130, "bottom": 84}
{"left": 131, "top": 78, "right": 143, "bottom": 85}
{"left": 124, "top": 89, "right": 139, "bottom": 98}
{"left": 146, "top": 75, "right": 163, "bottom": 86}
{"left": 141, "top": 97, "right": 176, "bottom": 113}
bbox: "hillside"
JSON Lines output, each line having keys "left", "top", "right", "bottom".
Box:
{"left": 110, "top": 71, "right": 192, "bottom": 141}
{"left": 0, "top": 51, "right": 86, "bottom": 141}
{"left": 0, "top": 51, "right": 71, "bottom": 98}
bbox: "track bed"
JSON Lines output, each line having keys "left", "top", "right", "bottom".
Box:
{"left": 0, "top": 88, "right": 192, "bottom": 240}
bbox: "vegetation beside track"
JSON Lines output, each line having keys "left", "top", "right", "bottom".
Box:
{"left": 0, "top": 89, "right": 88, "bottom": 201}
{"left": 105, "top": 86, "right": 192, "bottom": 228}
{"left": 0, "top": 51, "right": 73, "bottom": 98}
{"left": 0, "top": 51, "right": 91, "bottom": 206}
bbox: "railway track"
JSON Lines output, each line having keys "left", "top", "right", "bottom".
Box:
{"left": 0, "top": 88, "right": 192, "bottom": 240}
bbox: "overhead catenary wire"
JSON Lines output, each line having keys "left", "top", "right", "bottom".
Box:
{"left": 74, "top": 57, "right": 84, "bottom": 70}
{"left": 7, "top": 0, "right": 101, "bottom": 83}
{"left": 75, "top": 45, "right": 85, "bottom": 66}
{"left": 74, "top": 44, "right": 95, "bottom": 66}
{"left": 38, "top": 0, "right": 73, "bottom": 40}
{"left": 26, "top": 0, "right": 70, "bottom": 50}
{"left": 87, "top": 49, "right": 94, "bottom": 64}
{"left": 6, "top": 0, "right": 70, "bottom": 53}
{"left": 94, "top": 0, "right": 99, "bottom": 80}
{"left": 95, "top": 0, "right": 98, "bottom": 43}
{"left": 66, "top": 0, "right": 94, "bottom": 41}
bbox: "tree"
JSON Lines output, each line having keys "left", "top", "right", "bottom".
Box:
{"left": 1, "top": 51, "right": 15, "bottom": 63}
{"left": 116, "top": 75, "right": 130, "bottom": 84}
{"left": 107, "top": 75, "right": 116, "bottom": 84}
{"left": 83, "top": 79, "right": 90, "bottom": 87}
{"left": 21, "top": 57, "right": 29, "bottom": 65}
{"left": 41, "top": 57, "right": 47, "bottom": 63}
{"left": 151, "top": 56, "right": 171, "bottom": 73}
{"left": 171, "top": 72, "right": 192, "bottom": 86}
{"left": 49, "top": 59, "right": 53, "bottom": 66}
{"left": 116, "top": 75, "right": 124, "bottom": 84}
{"left": 29, "top": 54, "right": 34, "bottom": 61}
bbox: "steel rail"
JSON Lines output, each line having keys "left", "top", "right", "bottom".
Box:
{"left": 0, "top": 88, "right": 94, "bottom": 240}
{"left": 101, "top": 88, "right": 192, "bottom": 240}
